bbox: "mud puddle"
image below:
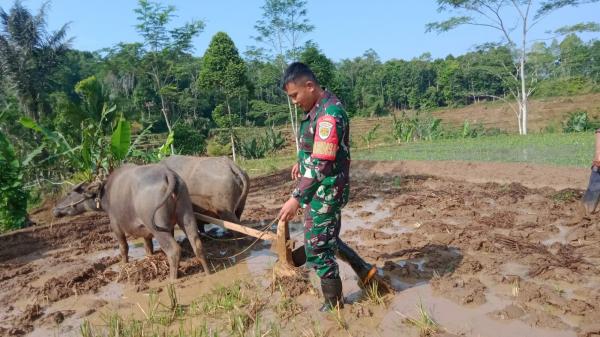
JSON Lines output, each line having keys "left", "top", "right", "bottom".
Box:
{"left": 383, "top": 283, "right": 576, "bottom": 337}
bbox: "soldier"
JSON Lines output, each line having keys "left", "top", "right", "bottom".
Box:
{"left": 582, "top": 129, "right": 600, "bottom": 214}
{"left": 278, "top": 62, "right": 352, "bottom": 312}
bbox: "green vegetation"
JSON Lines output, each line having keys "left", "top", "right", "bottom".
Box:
{"left": 427, "top": 0, "right": 600, "bottom": 135}
{"left": 353, "top": 132, "right": 594, "bottom": 167}
{"left": 0, "top": 130, "right": 28, "bottom": 232}
{"left": 238, "top": 153, "right": 296, "bottom": 177}
{"left": 363, "top": 281, "right": 387, "bottom": 306}
{"left": 562, "top": 110, "right": 600, "bottom": 133}
{"left": 236, "top": 130, "right": 594, "bottom": 177}
{"left": 79, "top": 281, "right": 286, "bottom": 337}
{"left": 399, "top": 300, "right": 440, "bottom": 337}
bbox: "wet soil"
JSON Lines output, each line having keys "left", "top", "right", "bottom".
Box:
{"left": 0, "top": 160, "right": 598, "bottom": 337}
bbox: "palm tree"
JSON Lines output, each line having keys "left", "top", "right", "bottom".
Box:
{"left": 0, "top": 0, "right": 71, "bottom": 122}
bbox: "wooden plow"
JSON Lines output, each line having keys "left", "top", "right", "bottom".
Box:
{"left": 194, "top": 214, "right": 395, "bottom": 293}
{"left": 195, "top": 213, "right": 302, "bottom": 276}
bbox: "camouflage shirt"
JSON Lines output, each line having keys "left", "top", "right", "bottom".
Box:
{"left": 292, "top": 91, "right": 350, "bottom": 208}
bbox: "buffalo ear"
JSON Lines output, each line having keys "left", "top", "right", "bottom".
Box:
{"left": 83, "top": 191, "right": 96, "bottom": 198}
{"left": 73, "top": 182, "right": 85, "bottom": 192}
{"left": 83, "top": 180, "right": 103, "bottom": 198}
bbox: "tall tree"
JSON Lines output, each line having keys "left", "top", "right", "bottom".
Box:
{"left": 300, "top": 43, "right": 335, "bottom": 90}
{"left": 199, "top": 32, "right": 249, "bottom": 162}
{"left": 253, "top": 0, "right": 314, "bottom": 152}
{"left": 0, "top": 0, "right": 71, "bottom": 122}
{"left": 427, "top": 0, "right": 600, "bottom": 135}
{"left": 134, "top": 0, "right": 204, "bottom": 153}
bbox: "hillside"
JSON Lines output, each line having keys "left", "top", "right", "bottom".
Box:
{"left": 349, "top": 93, "right": 600, "bottom": 142}
{"left": 136, "top": 93, "right": 600, "bottom": 153}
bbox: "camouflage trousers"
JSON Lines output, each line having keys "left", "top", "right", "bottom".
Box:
{"left": 304, "top": 201, "right": 341, "bottom": 279}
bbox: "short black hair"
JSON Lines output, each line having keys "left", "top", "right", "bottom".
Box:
{"left": 281, "top": 62, "right": 318, "bottom": 90}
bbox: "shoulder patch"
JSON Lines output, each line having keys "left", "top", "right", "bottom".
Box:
{"left": 318, "top": 120, "right": 334, "bottom": 140}
{"left": 312, "top": 115, "right": 338, "bottom": 160}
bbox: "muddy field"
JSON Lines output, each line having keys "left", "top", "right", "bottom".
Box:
{"left": 1, "top": 160, "right": 599, "bottom": 337}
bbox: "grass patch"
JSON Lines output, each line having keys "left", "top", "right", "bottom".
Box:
{"left": 239, "top": 132, "right": 594, "bottom": 178}
{"left": 300, "top": 320, "right": 325, "bottom": 337}
{"left": 353, "top": 132, "right": 594, "bottom": 167}
{"left": 275, "top": 296, "right": 303, "bottom": 321}
{"left": 238, "top": 153, "right": 295, "bottom": 177}
{"left": 327, "top": 304, "right": 348, "bottom": 331}
{"left": 398, "top": 300, "right": 440, "bottom": 337}
{"left": 199, "top": 281, "right": 249, "bottom": 315}
{"left": 552, "top": 189, "right": 580, "bottom": 202}
{"left": 363, "top": 280, "right": 387, "bottom": 306}
{"left": 79, "top": 280, "right": 276, "bottom": 336}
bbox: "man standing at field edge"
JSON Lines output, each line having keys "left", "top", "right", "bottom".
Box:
{"left": 278, "top": 62, "right": 352, "bottom": 311}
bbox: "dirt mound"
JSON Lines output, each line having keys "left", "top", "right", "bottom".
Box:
{"left": 37, "top": 256, "right": 119, "bottom": 302}
{"left": 0, "top": 213, "right": 111, "bottom": 262}
{"left": 270, "top": 272, "right": 313, "bottom": 298}
{"left": 431, "top": 276, "right": 487, "bottom": 306}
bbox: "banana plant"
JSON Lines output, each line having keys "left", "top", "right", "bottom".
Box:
{"left": 20, "top": 104, "right": 133, "bottom": 180}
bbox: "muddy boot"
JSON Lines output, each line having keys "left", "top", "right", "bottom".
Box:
{"left": 337, "top": 240, "right": 377, "bottom": 287}
{"left": 320, "top": 277, "right": 343, "bottom": 312}
{"left": 583, "top": 166, "right": 600, "bottom": 215}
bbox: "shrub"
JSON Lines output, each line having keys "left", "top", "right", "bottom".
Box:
{"left": 361, "top": 124, "right": 380, "bottom": 149}
{"left": 207, "top": 139, "right": 232, "bottom": 157}
{"left": 236, "top": 127, "right": 286, "bottom": 159}
{"left": 391, "top": 111, "right": 443, "bottom": 143}
{"left": 535, "top": 77, "right": 598, "bottom": 97}
{"left": 247, "top": 100, "right": 289, "bottom": 126}
{"left": 0, "top": 131, "right": 28, "bottom": 232}
{"left": 263, "top": 127, "right": 286, "bottom": 152}
{"left": 238, "top": 137, "right": 267, "bottom": 159}
{"left": 173, "top": 122, "right": 208, "bottom": 155}
{"left": 461, "top": 120, "right": 485, "bottom": 138}
{"left": 563, "top": 110, "right": 599, "bottom": 133}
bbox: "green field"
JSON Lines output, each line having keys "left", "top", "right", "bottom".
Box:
{"left": 353, "top": 132, "right": 594, "bottom": 167}
{"left": 240, "top": 132, "right": 595, "bottom": 177}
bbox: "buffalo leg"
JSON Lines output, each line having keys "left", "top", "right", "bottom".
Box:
{"left": 179, "top": 212, "right": 210, "bottom": 274}
{"left": 117, "top": 234, "right": 128, "bottom": 264}
{"left": 144, "top": 237, "right": 154, "bottom": 256}
{"left": 154, "top": 232, "right": 181, "bottom": 280}
{"left": 197, "top": 221, "right": 207, "bottom": 234}
{"left": 219, "top": 210, "right": 243, "bottom": 248}
{"left": 110, "top": 222, "right": 129, "bottom": 264}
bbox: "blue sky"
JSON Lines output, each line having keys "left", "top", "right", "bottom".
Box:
{"left": 3, "top": 0, "right": 599, "bottom": 61}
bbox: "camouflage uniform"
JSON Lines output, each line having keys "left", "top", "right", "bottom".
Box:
{"left": 292, "top": 91, "right": 350, "bottom": 279}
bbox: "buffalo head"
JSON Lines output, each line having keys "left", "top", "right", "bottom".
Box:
{"left": 53, "top": 181, "right": 103, "bottom": 217}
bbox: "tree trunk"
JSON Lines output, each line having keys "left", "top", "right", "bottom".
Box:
{"left": 519, "top": 4, "right": 529, "bottom": 135}
{"left": 160, "top": 95, "right": 175, "bottom": 154}
{"left": 286, "top": 95, "right": 299, "bottom": 153}
{"left": 226, "top": 99, "right": 236, "bottom": 162}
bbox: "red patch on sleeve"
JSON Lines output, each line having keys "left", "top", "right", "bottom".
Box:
{"left": 312, "top": 115, "right": 338, "bottom": 160}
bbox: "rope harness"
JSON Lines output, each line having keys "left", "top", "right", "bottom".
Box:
{"left": 54, "top": 197, "right": 90, "bottom": 211}
{"left": 204, "top": 216, "right": 280, "bottom": 261}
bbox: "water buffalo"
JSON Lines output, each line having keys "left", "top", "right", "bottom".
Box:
{"left": 160, "top": 156, "right": 249, "bottom": 228}
{"left": 53, "top": 164, "right": 210, "bottom": 279}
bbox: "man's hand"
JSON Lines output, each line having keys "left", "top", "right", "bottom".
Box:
{"left": 278, "top": 197, "right": 300, "bottom": 222}
{"left": 291, "top": 163, "right": 300, "bottom": 180}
